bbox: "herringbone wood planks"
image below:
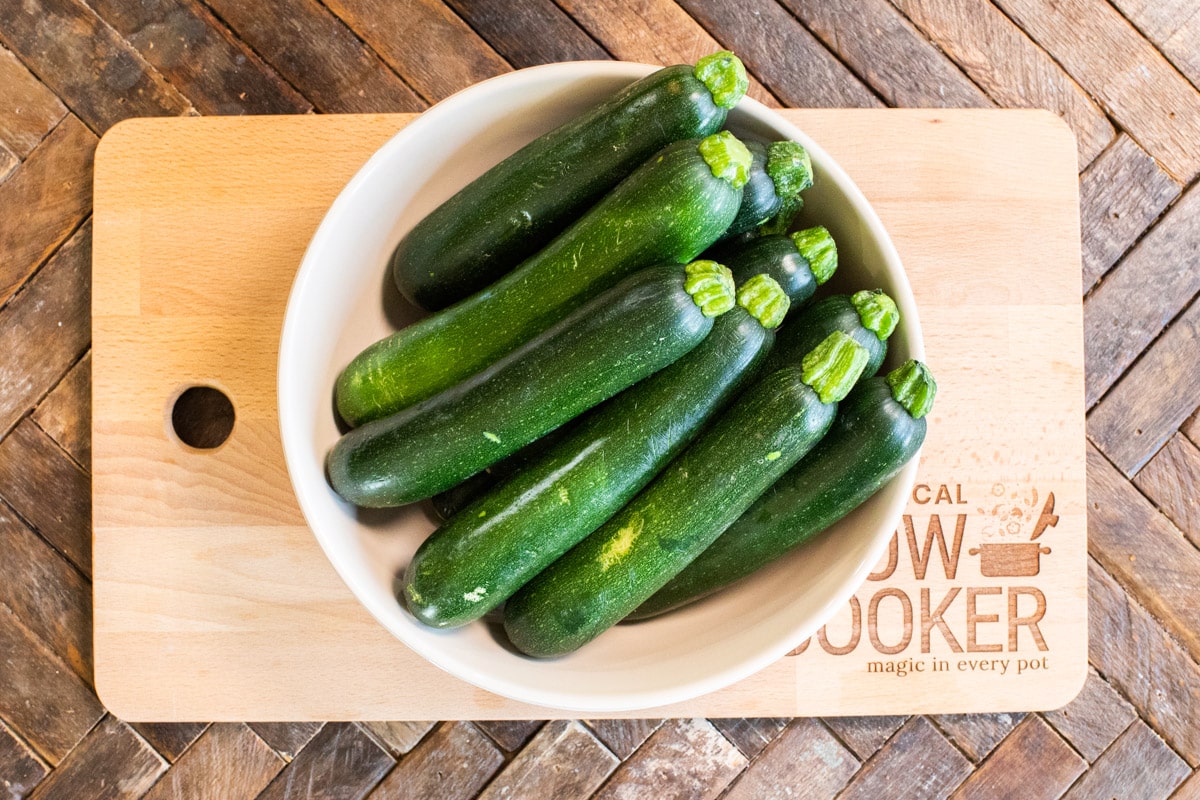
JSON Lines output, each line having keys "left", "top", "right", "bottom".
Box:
{"left": 1, "top": 0, "right": 1198, "bottom": 795}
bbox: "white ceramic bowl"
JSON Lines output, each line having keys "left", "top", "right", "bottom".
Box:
{"left": 279, "top": 61, "right": 924, "bottom": 712}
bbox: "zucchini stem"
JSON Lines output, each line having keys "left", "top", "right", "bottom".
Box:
{"left": 851, "top": 289, "right": 900, "bottom": 341}
{"left": 801, "top": 331, "right": 869, "bottom": 404}
{"left": 698, "top": 131, "right": 753, "bottom": 190}
{"left": 887, "top": 360, "right": 937, "bottom": 419}
{"left": 736, "top": 274, "right": 790, "bottom": 329}
{"left": 693, "top": 51, "right": 749, "bottom": 110}
{"left": 790, "top": 226, "right": 837, "bottom": 285}
{"left": 683, "top": 260, "right": 736, "bottom": 317}
{"left": 766, "top": 141, "right": 813, "bottom": 200}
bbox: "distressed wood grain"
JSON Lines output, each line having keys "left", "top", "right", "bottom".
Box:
{"left": 477, "top": 721, "right": 617, "bottom": 800}
{"left": 0, "top": 720, "right": 48, "bottom": 799}
{"left": 446, "top": 0, "right": 607, "bottom": 67}
{"left": 0, "top": 420, "right": 90, "bottom": 577}
{"left": 932, "top": 713, "right": 1026, "bottom": 763}
{"left": 0, "top": 115, "right": 93, "bottom": 306}
{"left": 359, "top": 721, "right": 436, "bottom": 756}
{"left": 129, "top": 724, "right": 210, "bottom": 763}
{"left": 1083, "top": 182, "right": 1200, "bottom": 405}
{"left": 0, "top": 505, "right": 91, "bottom": 682}
{"left": 1174, "top": 770, "right": 1200, "bottom": 800}
{"left": 674, "top": 0, "right": 881, "bottom": 107}
{"left": 0, "top": 44, "right": 66, "bottom": 158}
{"left": 367, "top": 723, "right": 502, "bottom": 800}
{"left": 822, "top": 716, "right": 908, "bottom": 761}
{"left": 1042, "top": 668, "right": 1138, "bottom": 763}
{"left": 0, "top": 606, "right": 103, "bottom": 766}
{"left": 256, "top": 723, "right": 393, "bottom": 800}
{"left": 1085, "top": 443, "right": 1200, "bottom": 665}
{"left": 837, "top": 717, "right": 972, "bottom": 800}
{"left": 1088, "top": 559, "right": 1200, "bottom": 767}
{"left": 1062, "top": 721, "right": 1190, "bottom": 800}
{"left": 1184, "top": 410, "right": 1200, "bottom": 448}
{"left": 32, "top": 352, "right": 90, "bottom": 468}
{"left": 1109, "top": 0, "right": 1200, "bottom": 89}
{"left": 202, "top": 0, "right": 425, "bottom": 114}
{"left": 27, "top": 716, "right": 164, "bottom": 800}
{"left": 475, "top": 721, "right": 545, "bottom": 752}
{"left": 582, "top": 720, "right": 663, "bottom": 760}
{"left": 721, "top": 719, "right": 859, "bottom": 800}
{"left": 1088, "top": 295, "right": 1200, "bottom": 475}
{"left": 1134, "top": 434, "right": 1200, "bottom": 549}
{"left": 140, "top": 724, "right": 283, "bottom": 800}
{"left": 554, "top": 0, "right": 776, "bottom": 105}
{"left": 1079, "top": 134, "right": 1180, "bottom": 292}
{"left": 0, "top": 141, "right": 15, "bottom": 182}
{"left": 0, "top": 216, "right": 91, "bottom": 438}
{"left": 992, "top": 0, "right": 1200, "bottom": 181}
{"left": 781, "top": 0, "right": 992, "bottom": 108}
{"left": 889, "top": 0, "right": 1113, "bottom": 165}
{"left": 87, "top": 0, "right": 310, "bottom": 116}
{"left": 321, "top": 0, "right": 509, "bottom": 101}
{"left": 710, "top": 718, "right": 789, "bottom": 758}
{"left": 0, "top": 0, "right": 193, "bottom": 133}
{"left": 590, "top": 719, "right": 746, "bottom": 800}
{"left": 246, "top": 723, "right": 323, "bottom": 760}
{"left": 950, "top": 716, "right": 1085, "bottom": 799}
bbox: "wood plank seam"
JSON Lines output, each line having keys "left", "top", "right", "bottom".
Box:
{"left": 1086, "top": 617, "right": 1200, "bottom": 768}
{"left": 0, "top": 137, "right": 91, "bottom": 323}
{"left": 1080, "top": 170, "right": 1200, "bottom": 307}
{"left": 1109, "top": 4, "right": 1200, "bottom": 98}
{"left": 671, "top": 0, "right": 886, "bottom": 107}
{"left": 467, "top": 0, "right": 617, "bottom": 64}
{"left": 1032, "top": 710, "right": 1104, "bottom": 766}
{"left": 0, "top": 0, "right": 197, "bottom": 136}
{"left": 26, "top": 350, "right": 92, "bottom": 474}
{"left": 747, "top": 0, "right": 891, "bottom": 107}
{"left": 1085, "top": 287, "right": 1200, "bottom": 425}
{"left": 881, "top": 0, "right": 1117, "bottom": 169}
{"left": 0, "top": 489, "right": 91, "bottom": 592}
{"left": 195, "top": 0, "right": 430, "bottom": 109}
{"left": 927, "top": 716, "right": 986, "bottom": 765}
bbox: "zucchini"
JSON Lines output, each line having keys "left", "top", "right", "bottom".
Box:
{"left": 502, "top": 330, "right": 870, "bottom": 657}
{"left": 710, "top": 226, "right": 837, "bottom": 304}
{"left": 390, "top": 53, "right": 749, "bottom": 312}
{"left": 719, "top": 140, "right": 813, "bottom": 242}
{"left": 403, "top": 274, "right": 790, "bottom": 628}
{"left": 631, "top": 360, "right": 936, "bottom": 620}
{"left": 336, "top": 131, "right": 754, "bottom": 427}
{"left": 768, "top": 289, "right": 898, "bottom": 378}
{"left": 328, "top": 262, "right": 736, "bottom": 508}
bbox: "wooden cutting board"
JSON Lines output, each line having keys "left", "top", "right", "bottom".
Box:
{"left": 92, "top": 109, "right": 1086, "bottom": 720}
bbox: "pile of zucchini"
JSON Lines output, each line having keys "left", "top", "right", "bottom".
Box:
{"left": 327, "top": 51, "right": 936, "bottom": 659}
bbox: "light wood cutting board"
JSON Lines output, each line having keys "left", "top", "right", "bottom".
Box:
{"left": 92, "top": 110, "right": 1086, "bottom": 720}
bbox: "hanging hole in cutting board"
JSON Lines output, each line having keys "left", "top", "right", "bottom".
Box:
{"left": 169, "top": 386, "right": 235, "bottom": 450}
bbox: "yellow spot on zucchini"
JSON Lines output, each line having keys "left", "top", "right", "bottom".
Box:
{"left": 599, "top": 513, "right": 644, "bottom": 571}
{"left": 558, "top": 486, "right": 570, "bottom": 505}
{"left": 463, "top": 586, "right": 487, "bottom": 603}
{"left": 766, "top": 451, "right": 782, "bottom": 461}
{"left": 483, "top": 431, "right": 501, "bottom": 443}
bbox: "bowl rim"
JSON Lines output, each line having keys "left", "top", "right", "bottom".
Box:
{"left": 279, "top": 59, "right": 924, "bottom": 712}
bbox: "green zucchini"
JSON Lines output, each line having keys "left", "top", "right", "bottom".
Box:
{"left": 336, "top": 131, "right": 754, "bottom": 427}
{"left": 769, "top": 289, "right": 898, "bottom": 378}
{"left": 631, "top": 360, "right": 936, "bottom": 620}
{"left": 391, "top": 53, "right": 749, "bottom": 312}
{"left": 502, "top": 330, "right": 870, "bottom": 658}
{"left": 403, "top": 274, "right": 790, "bottom": 628}
{"left": 328, "top": 262, "right": 736, "bottom": 508}
{"left": 718, "top": 140, "right": 813, "bottom": 242}
{"left": 710, "top": 226, "right": 837, "bottom": 304}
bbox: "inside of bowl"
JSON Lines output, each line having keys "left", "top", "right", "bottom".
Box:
{"left": 279, "top": 61, "right": 921, "bottom": 711}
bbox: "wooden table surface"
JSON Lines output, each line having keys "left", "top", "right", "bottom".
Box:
{"left": 1, "top": 0, "right": 1198, "bottom": 797}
